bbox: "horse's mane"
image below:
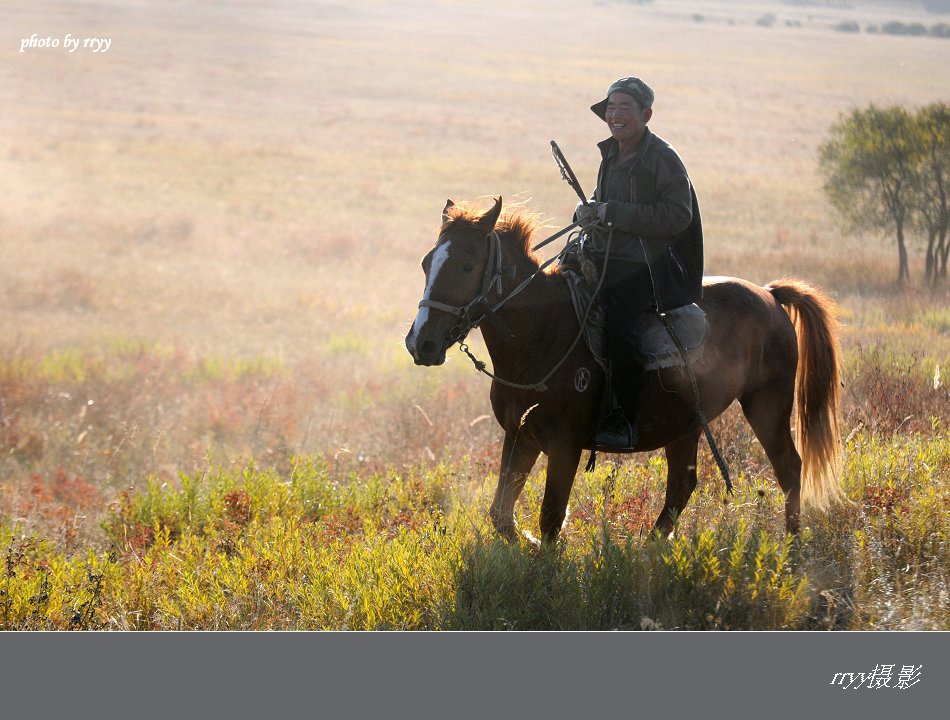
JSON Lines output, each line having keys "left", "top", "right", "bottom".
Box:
{"left": 443, "top": 203, "right": 543, "bottom": 271}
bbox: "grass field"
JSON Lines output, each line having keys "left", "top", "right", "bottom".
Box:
{"left": 1, "top": 0, "right": 948, "bottom": 629}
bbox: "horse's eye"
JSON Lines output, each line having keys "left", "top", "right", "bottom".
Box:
{"left": 462, "top": 264, "right": 475, "bottom": 273}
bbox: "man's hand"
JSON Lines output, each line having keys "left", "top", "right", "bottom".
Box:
{"left": 574, "top": 200, "right": 607, "bottom": 226}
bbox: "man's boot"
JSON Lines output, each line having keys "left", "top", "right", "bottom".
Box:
{"left": 594, "top": 410, "right": 638, "bottom": 452}
{"left": 595, "top": 359, "right": 646, "bottom": 452}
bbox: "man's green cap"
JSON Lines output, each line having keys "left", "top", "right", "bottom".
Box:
{"left": 590, "top": 76, "right": 655, "bottom": 119}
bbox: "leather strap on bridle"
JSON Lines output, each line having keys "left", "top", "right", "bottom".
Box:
{"left": 418, "top": 220, "right": 584, "bottom": 346}
{"left": 419, "top": 220, "right": 602, "bottom": 392}
{"left": 417, "top": 229, "right": 515, "bottom": 344}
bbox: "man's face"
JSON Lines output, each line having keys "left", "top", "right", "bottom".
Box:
{"left": 605, "top": 92, "right": 652, "bottom": 147}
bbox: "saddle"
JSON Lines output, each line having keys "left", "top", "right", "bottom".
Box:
{"left": 557, "top": 251, "right": 708, "bottom": 458}
{"left": 557, "top": 258, "right": 707, "bottom": 372}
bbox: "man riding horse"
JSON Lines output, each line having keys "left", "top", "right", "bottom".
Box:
{"left": 406, "top": 80, "right": 842, "bottom": 541}
{"left": 576, "top": 76, "right": 704, "bottom": 452}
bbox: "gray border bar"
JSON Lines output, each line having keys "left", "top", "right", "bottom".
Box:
{"left": 0, "top": 632, "right": 944, "bottom": 718}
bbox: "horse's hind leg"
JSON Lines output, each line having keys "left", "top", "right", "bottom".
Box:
{"left": 740, "top": 388, "right": 802, "bottom": 533}
{"left": 490, "top": 431, "right": 541, "bottom": 543}
{"left": 653, "top": 430, "right": 701, "bottom": 538}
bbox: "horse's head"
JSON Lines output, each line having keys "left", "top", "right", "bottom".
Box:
{"left": 405, "top": 197, "right": 503, "bottom": 366}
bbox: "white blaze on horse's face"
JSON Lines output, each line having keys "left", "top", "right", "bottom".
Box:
{"left": 406, "top": 237, "right": 477, "bottom": 366}
{"left": 406, "top": 229, "right": 490, "bottom": 366}
{"left": 415, "top": 239, "right": 452, "bottom": 331}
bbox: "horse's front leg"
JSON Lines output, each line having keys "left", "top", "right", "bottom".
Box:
{"left": 539, "top": 442, "right": 584, "bottom": 543}
{"left": 490, "top": 430, "right": 541, "bottom": 544}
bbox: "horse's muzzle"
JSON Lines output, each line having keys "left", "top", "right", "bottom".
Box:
{"left": 405, "top": 334, "right": 447, "bottom": 366}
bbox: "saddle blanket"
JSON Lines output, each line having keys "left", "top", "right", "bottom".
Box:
{"left": 558, "top": 264, "right": 707, "bottom": 371}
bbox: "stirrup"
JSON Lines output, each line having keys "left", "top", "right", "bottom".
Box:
{"left": 594, "top": 414, "right": 637, "bottom": 452}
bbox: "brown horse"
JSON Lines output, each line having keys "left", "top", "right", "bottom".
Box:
{"left": 405, "top": 197, "right": 843, "bottom": 543}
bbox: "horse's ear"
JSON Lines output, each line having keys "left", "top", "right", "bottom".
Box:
{"left": 478, "top": 196, "right": 503, "bottom": 232}
{"left": 442, "top": 199, "right": 455, "bottom": 224}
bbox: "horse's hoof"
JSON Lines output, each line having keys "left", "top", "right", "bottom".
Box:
{"left": 495, "top": 524, "right": 541, "bottom": 551}
{"left": 493, "top": 524, "right": 521, "bottom": 545}
{"left": 521, "top": 530, "right": 542, "bottom": 550}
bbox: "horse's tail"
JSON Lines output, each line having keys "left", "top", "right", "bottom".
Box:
{"left": 767, "top": 279, "right": 844, "bottom": 508}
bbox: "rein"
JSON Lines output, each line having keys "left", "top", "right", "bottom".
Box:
{"left": 459, "top": 235, "right": 606, "bottom": 392}
{"left": 659, "top": 312, "right": 733, "bottom": 494}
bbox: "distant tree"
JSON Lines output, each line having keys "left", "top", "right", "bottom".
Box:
{"left": 932, "top": 22, "right": 950, "bottom": 38}
{"left": 820, "top": 105, "right": 921, "bottom": 285}
{"left": 911, "top": 102, "right": 950, "bottom": 285}
{"left": 882, "top": 21, "right": 910, "bottom": 35}
{"left": 834, "top": 21, "right": 860, "bottom": 33}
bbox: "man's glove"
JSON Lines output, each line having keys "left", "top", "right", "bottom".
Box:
{"left": 574, "top": 200, "right": 608, "bottom": 226}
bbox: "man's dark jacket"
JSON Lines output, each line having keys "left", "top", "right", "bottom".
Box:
{"left": 590, "top": 128, "right": 704, "bottom": 313}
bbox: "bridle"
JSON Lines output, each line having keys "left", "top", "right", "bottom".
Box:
{"left": 417, "top": 219, "right": 585, "bottom": 346}
{"left": 416, "top": 229, "right": 512, "bottom": 346}
{"left": 416, "top": 220, "right": 589, "bottom": 392}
